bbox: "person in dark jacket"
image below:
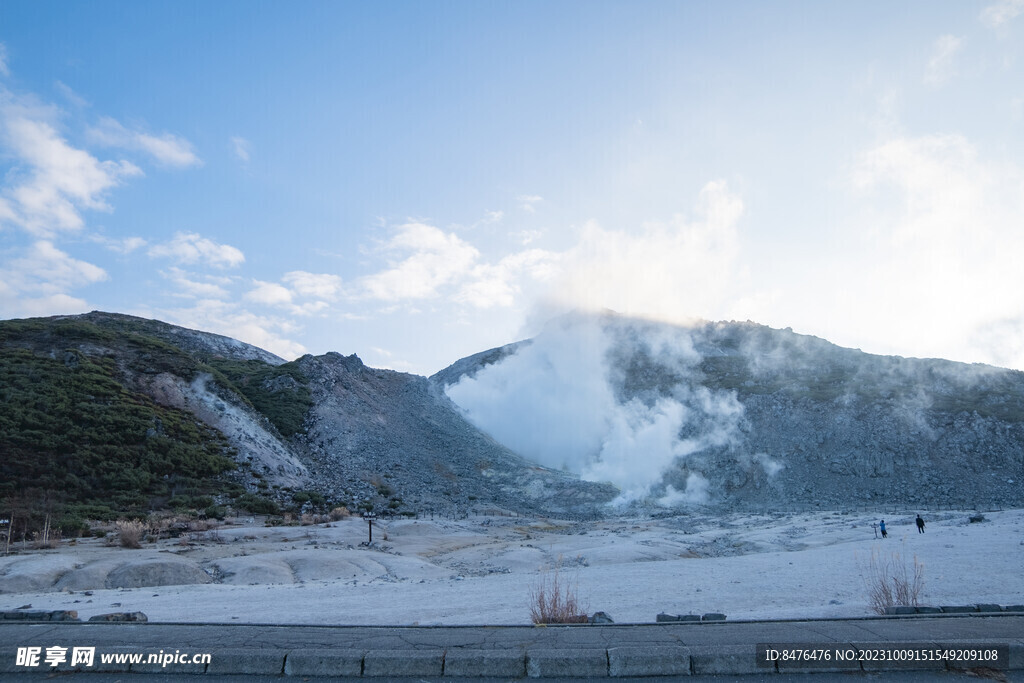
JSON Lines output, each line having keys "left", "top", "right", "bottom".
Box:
{"left": 916, "top": 515, "right": 925, "bottom": 533}
{"left": 879, "top": 520, "right": 887, "bottom": 538}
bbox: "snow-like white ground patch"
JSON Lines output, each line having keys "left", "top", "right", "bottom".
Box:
{"left": 1, "top": 510, "right": 1021, "bottom": 625}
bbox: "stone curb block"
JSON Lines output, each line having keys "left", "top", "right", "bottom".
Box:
{"left": 1009, "top": 642, "right": 1024, "bottom": 670}
{"left": 207, "top": 648, "right": 286, "bottom": 675}
{"left": 443, "top": 649, "right": 526, "bottom": 677}
{"left": 656, "top": 613, "right": 700, "bottom": 622}
{"left": 935, "top": 641, "right": 1015, "bottom": 671}
{"left": 129, "top": 656, "right": 207, "bottom": 674}
{"left": 284, "top": 649, "right": 363, "bottom": 677}
{"left": 774, "top": 643, "right": 862, "bottom": 673}
{"left": 527, "top": 648, "right": 608, "bottom": 678}
{"left": 977, "top": 604, "right": 1004, "bottom": 613}
{"left": 0, "top": 649, "right": 26, "bottom": 674}
{"left": 701, "top": 613, "right": 727, "bottom": 622}
{"left": 691, "top": 645, "right": 760, "bottom": 675}
{"left": 0, "top": 647, "right": 135, "bottom": 674}
{"left": 608, "top": 646, "right": 690, "bottom": 677}
{"left": 854, "top": 642, "right": 944, "bottom": 672}
{"left": 363, "top": 649, "right": 443, "bottom": 677}
{"left": 941, "top": 605, "right": 978, "bottom": 613}
{"left": 88, "top": 649, "right": 135, "bottom": 674}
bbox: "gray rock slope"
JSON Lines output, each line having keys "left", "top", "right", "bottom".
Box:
{"left": 296, "top": 352, "right": 616, "bottom": 516}
{"left": 434, "top": 314, "right": 1024, "bottom": 510}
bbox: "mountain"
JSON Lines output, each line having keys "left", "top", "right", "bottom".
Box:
{"left": 435, "top": 312, "right": 1024, "bottom": 511}
{"left": 0, "top": 312, "right": 613, "bottom": 535}
{"left": 3, "top": 310, "right": 1022, "bottom": 538}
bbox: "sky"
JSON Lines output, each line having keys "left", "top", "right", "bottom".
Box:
{"left": 2, "top": 1, "right": 1024, "bottom": 374}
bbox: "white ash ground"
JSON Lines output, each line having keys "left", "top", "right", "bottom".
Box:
{"left": 1, "top": 509, "right": 1021, "bottom": 625}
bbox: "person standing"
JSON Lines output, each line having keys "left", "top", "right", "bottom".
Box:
{"left": 916, "top": 515, "right": 925, "bottom": 533}
{"left": 879, "top": 520, "right": 887, "bottom": 538}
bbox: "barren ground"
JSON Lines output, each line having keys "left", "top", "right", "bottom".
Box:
{"left": 1, "top": 509, "right": 1021, "bottom": 625}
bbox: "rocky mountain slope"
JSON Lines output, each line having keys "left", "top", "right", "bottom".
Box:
{"left": 4, "top": 310, "right": 1022, "bottom": 533}
{"left": 0, "top": 312, "right": 613, "bottom": 532}
{"left": 296, "top": 352, "right": 615, "bottom": 515}
{"left": 436, "top": 313, "right": 1024, "bottom": 511}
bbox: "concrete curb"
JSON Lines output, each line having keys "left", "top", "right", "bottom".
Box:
{"left": 363, "top": 649, "right": 443, "bottom": 677}
{"left": 2, "top": 615, "right": 1023, "bottom": 677}
{"left": 283, "top": 649, "right": 363, "bottom": 677}
{"left": 608, "top": 645, "right": 691, "bottom": 677}
{"left": 443, "top": 649, "right": 525, "bottom": 677}
{"left": 526, "top": 648, "right": 609, "bottom": 678}
{"left": 3, "top": 643, "right": 1023, "bottom": 676}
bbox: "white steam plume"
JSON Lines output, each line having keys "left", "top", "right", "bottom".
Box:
{"left": 445, "top": 314, "right": 745, "bottom": 505}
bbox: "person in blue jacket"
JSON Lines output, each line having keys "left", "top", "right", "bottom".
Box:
{"left": 879, "top": 520, "right": 887, "bottom": 538}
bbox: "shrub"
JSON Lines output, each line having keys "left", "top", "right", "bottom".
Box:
{"left": 329, "top": 506, "right": 351, "bottom": 521}
{"left": 529, "top": 560, "right": 588, "bottom": 624}
{"left": 234, "top": 493, "right": 280, "bottom": 516}
{"left": 861, "top": 545, "right": 925, "bottom": 615}
{"left": 115, "top": 520, "right": 146, "bottom": 549}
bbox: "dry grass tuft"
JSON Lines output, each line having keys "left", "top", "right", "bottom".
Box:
{"left": 529, "top": 559, "right": 588, "bottom": 624}
{"left": 115, "top": 520, "right": 146, "bottom": 549}
{"left": 861, "top": 544, "right": 925, "bottom": 615}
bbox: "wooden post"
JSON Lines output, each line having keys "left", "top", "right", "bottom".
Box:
{"left": 362, "top": 511, "right": 376, "bottom": 544}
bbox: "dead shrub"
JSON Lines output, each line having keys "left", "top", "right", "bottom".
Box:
{"left": 861, "top": 544, "right": 925, "bottom": 615}
{"left": 329, "top": 507, "right": 351, "bottom": 521}
{"left": 189, "top": 518, "right": 218, "bottom": 533}
{"left": 115, "top": 520, "right": 146, "bottom": 549}
{"left": 529, "top": 560, "right": 588, "bottom": 624}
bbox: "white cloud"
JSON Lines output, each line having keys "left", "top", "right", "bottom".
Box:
{"left": 148, "top": 231, "right": 245, "bottom": 268}
{"left": 282, "top": 271, "right": 343, "bottom": 299}
{"left": 980, "top": 0, "right": 1024, "bottom": 27}
{"left": 246, "top": 280, "right": 294, "bottom": 306}
{"left": 54, "top": 81, "right": 88, "bottom": 108}
{"left": 359, "top": 222, "right": 480, "bottom": 301}
{"left": 925, "top": 34, "right": 964, "bottom": 86}
{"left": 89, "top": 116, "right": 201, "bottom": 168}
{"left": 90, "top": 234, "right": 147, "bottom": 254}
{"left": 456, "top": 249, "right": 560, "bottom": 309}
{"left": 161, "top": 299, "right": 307, "bottom": 360}
{"left": 518, "top": 194, "right": 543, "bottom": 212}
{"left": 231, "top": 136, "right": 251, "bottom": 163}
{"left": 0, "top": 240, "right": 108, "bottom": 317}
{"left": 163, "top": 267, "right": 231, "bottom": 300}
{"left": 241, "top": 273, "right": 337, "bottom": 316}
{"left": 840, "top": 133, "right": 1024, "bottom": 368}
{"left": 0, "top": 43, "right": 9, "bottom": 78}
{"left": 548, "top": 180, "right": 744, "bottom": 323}
{"left": 516, "top": 229, "right": 543, "bottom": 245}
{"left": 0, "top": 92, "right": 142, "bottom": 236}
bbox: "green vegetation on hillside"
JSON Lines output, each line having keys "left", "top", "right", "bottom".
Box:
{"left": 207, "top": 359, "right": 313, "bottom": 436}
{"left": 0, "top": 348, "right": 236, "bottom": 531}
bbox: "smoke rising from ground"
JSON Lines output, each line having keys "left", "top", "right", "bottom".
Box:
{"left": 445, "top": 314, "right": 747, "bottom": 504}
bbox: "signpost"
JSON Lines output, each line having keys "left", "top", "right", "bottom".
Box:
{"left": 361, "top": 511, "right": 377, "bottom": 544}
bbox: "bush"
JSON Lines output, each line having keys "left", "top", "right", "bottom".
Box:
{"left": 234, "top": 493, "right": 280, "bottom": 516}
{"left": 861, "top": 545, "right": 925, "bottom": 615}
{"left": 329, "top": 507, "right": 351, "bottom": 521}
{"left": 529, "top": 560, "right": 588, "bottom": 624}
{"left": 115, "top": 520, "right": 146, "bottom": 549}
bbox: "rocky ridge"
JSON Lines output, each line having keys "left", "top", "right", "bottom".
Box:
{"left": 435, "top": 313, "right": 1024, "bottom": 511}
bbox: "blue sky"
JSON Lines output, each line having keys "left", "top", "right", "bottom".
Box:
{"left": 2, "top": 1, "right": 1024, "bottom": 373}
